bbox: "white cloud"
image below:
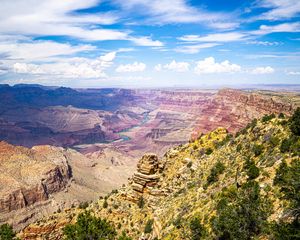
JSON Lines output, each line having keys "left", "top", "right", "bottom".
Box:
{"left": 252, "top": 22, "right": 300, "bottom": 35}
{"left": 0, "top": 41, "right": 95, "bottom": 60}
{"left": 116, "top": 62, "right": 146, "bottom": 72}
{"left": 256, "top": 0, "right": 300, "bottom": 20}
{"left": 175, "top": 43, "right": 220, "bottom": 54}
{"left": 130, "top": 36, "right": 164, "bottom": 47}
{"left": 178, "top": 32, "right": 246, "bottom": 43}
{"left": 113, "top": 0, "right": 235, "bottom": 29}
{"left": 154, "top": 64, "right": 162, "bottom": 71}
{"left": 12, "top": 51, "right": 117, "bottom": 79}
{"left": 287, "top": 71, "right": 300, "bottom": 75}
{"left": 251, "top": 66, "right": 274, "bottom": 74}
{"left": 194, "top": 57, "right": 241, "bottom": 74}
{"left": 246, "top": 40, "right": 280, "bottom": 46}
{"left": 163, "top": 60, "right": 190, "bottom": 72}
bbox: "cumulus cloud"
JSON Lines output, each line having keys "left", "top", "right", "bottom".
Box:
{"left": 251, "top": 66, "right": 274, "bottom": 74}
{"left": 194, "top": 57, "right": 241, "bottom": 74}
{"left": 175, "top": 43, "right": 220, "bottom": 54}
{"left": 129, "top": 36, "right": 164, "bottom": 47}
{"left": 163, "top": 60, "right": 190, "bottom": 72}
{"left": 12, "top": 51, "right": 117, "bottom": 78}
{"left": 116, "top": 62, "right": 146, "bottom": 72}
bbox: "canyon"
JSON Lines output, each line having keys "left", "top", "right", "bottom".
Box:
{"left": 0, "top": 84, "right": 298, "bottom": 230}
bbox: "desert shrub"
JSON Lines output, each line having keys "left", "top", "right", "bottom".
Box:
{"left": 187, "top": 161, "right": 193, "bottom": 168}
{"left": 236, "top": 144, "right": 242, "bottom": 152}
{"left": 253, "top": 144, "right": 263, "bottom": 157}
{"left": 0, "top": 224, "right": 17, "bottom": 240}
{"left": 63, "top": 211, "right": 117, "bottom": 240}
{"left": 262, "top": 113, "right": 275, "bottom": 123}
{"left": 269, "top": 136, "right": 280, "bottom": 147}
{"left": 212, "top": 181, "right": 272, "bottom": 240}
{"left": 103, "top": 199, "right": 108, "bottom": 208}
{"left": 189, "top": 217, "right": 207, "bottom": 240}
{"left": 244, "top": 158, "right": 260, "bottom": 180}
{"left": 78, "top": 201, "right": 89, "bottom": 209}
{"left": 278, "top": 112, "right": 285, "bottom": 119}
{"left": 144, "top": 219, "right": 154, "bottom": 234}
{"left": 290, "top": 107, "right": 300, "bottom": 136}
{"left": 272, "top": 159, "right": 300, "bottom": 239}
{"left": 205, "top": 148, "right": 213, "bottom": 155}
{"left": 118, "top": 231, "right": 132, "bottom": 240}
{"left": 137, "top": 196, "right": 145, "bottom": 209}
{"left": 246, "top": 118, "right": 257, "bottom": 130}
{"left": 206, "top": 161, "right": 225, "bottom": 186}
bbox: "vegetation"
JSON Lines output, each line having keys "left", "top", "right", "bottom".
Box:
{"left": 206, "top": 161, "right": 225, "bottom": 186}
{"left": 63, "top": 211, "right": 132, "bottom": 240}
{"left": 63, "top": 211, "right": 117, "bottom": 239}
{"left": 212, "top": 181, "right": 272, "bottom": 240}
{"left": 137, "top": 196, "right": 145, "bottom": 209}
{"left": 244, "top": 158, "right": 260, "bottom": 180}
{"left": 144, "top": 219, "right": 154, "bottom": 234}
{"left": 253, "top": 144, "right": 263, "bottom": 157}
{"left": 262, "top": 113, "right": 275, "bottom": 123}
{"left": 289, "top": 107, "right": 300, "bottom": 136}
{"left": 189, "top": 217, "right": 207, "bottom": 240}
{"left": 0, "top": 224, "right": 18, "bottom": 240}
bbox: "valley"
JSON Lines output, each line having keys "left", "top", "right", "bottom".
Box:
{"left": 0, "top": 84, "right": 299, "bottom": 230}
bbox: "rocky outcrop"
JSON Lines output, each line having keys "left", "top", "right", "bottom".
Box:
{"left": 129, "top": 154, "right": 163, "bottom": 200}
{"left": 0, "top": 142, "right": 71, "bottom": 214}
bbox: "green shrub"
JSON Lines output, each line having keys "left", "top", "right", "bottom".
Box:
{"left": 205, "top": 148, "right": 213, "bottom": 155}
{"left": 63, "top": 211, "right": 117, "bottom": 240}
{"left": 244, "top": 158, "right": 260, "bottom": 180}
{"left": 144, "top": 219, "right": 154, "bottom": 234}
{"left": 278, "top": 112, "right": 285, "bottom": 119}
{"left": 189, "top": 217, "right": 207, "bottom": 240}
{"left": 118, "top": 231, "right": 132, "bottom": 240}
{"left": 253, "top": 144, "right": 263, "bottom": 157}
{"left": 212, "top": 181, "right": 272, "bottom": 240}
{"left": 0, "top": 224, "right": 17, "bottom": 240}
{"left": 137, "top": 196, "right": 145, "bottom": 209}
{"left": 269, "top": 136, "right": 280, "bottom": 147}
{"left": 78, "top": 201, "right": 89, "bottom": 209}
{"left": 206, "top": 161, "right": 225, "bottom": 186}
{"left": 103, "top": 200, "right": 108, "bottom": 208}
{"left": 262, "top": 113, "right": 275, "bottom": 123}
{"left": 290, "top": 107, "right": 300, "bottom": 136}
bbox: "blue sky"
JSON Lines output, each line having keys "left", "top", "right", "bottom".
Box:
{"left": 0, "top": 0, "right": 299, "bottom": 88}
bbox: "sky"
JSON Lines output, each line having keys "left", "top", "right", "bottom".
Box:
{"left": 0, "top": 0, "right": 300, "bottom": 88}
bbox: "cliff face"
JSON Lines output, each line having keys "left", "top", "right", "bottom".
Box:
{"left": 0, "top": 142, "right": 71, "bottom": 214}
{"left": 192, "top": 89, "right": 295, "bottom": 138}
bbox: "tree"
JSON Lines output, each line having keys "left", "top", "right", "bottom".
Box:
{"left": 189, "top": 217, "right": 207, "bottom": 240}
{"left": 212, "top": 181, "right": 272, "bottom": 240}
{"left": 290, "top": 107, "right": 300, "bottom": 136}
{"left": 0, "top": 224, "right": 17, "bottom": 240}
{"left": 206, "top": 161, "right": 225, "bottom": 186}
{"left": 244, "top": 158, "right": 260, "bottom": 180}
{"left": 144, "top": 219, "right": 154, "bottom": 234}
{"left": 63, "top": 211, "right": 117, "bottom": 240}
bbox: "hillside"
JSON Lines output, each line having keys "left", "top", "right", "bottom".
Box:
{"left": 19, "top": 111, "right": 300, "bottom": 239}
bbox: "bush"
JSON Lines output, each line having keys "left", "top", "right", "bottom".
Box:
{"left": 278, "top": 112, "right": 285, "bottom": 119}
{"left": 78, "top": 201, "right": 89, "bottom": 209}
{"left": 118, "top": 231, "right": 132, "bottom": 240}
{"left": 103, "top": 200, "right": 108, "bottom": 208}
{"left": 290, "top": 107, "right": 300, "bottom": 136}
{"left": 137, "top": 196, "right": 145, "bottom": 209}
{"left": 280, "top": 138, "right": 291, "bottom": 153}
{"left": 63, "top": 211, "right": 117, "bottom": 240}
{"left": 144, "top": 219, "right": 154, "bottom": 234}
{"left": 189, "top": 217, "right": 207, "bottom": 240}
{"left": 0, "top": 224, "right": 17, "bottom": 240}
{"left": 253, "top": 144, "right": 263, "bottom": 157}
{"left": 205, "top": 148, "right": 213, "bottom": 155}
{"left": 262, "top": 113, "right": 275, "bottom": 123}
{"left": 244, "top": 158, "right": 260, "bottom": 180}
{"left": 206, "top": 161, "right": 225, "bottom": 186}
{"left": 212, "top": 181, "right": 272, "bottom": 240}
